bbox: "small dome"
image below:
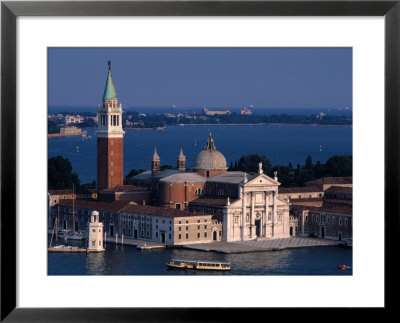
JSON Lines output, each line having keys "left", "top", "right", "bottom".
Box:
{"left": 193, "top": 134, "right": 227, "bottom": 171}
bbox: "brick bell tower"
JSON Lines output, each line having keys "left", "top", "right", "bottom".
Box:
{"left": 96, "top": 61, "right": 125, "bottom": 191}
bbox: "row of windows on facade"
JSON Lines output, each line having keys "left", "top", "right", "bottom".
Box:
{"left": 233, "top": 212, "right": 281, "bottom": 223}
{"left": 287, "top": 193, "right": 323, "bottom": 199}
{"left": 178, "top": 225, "right": 208, "bottom": 231}
{"left": 99, "top": 114, "right": 120, "bottom": 127}
{"left": 299, "top": 214, "right": 351, "bottom": 226}
{"left": 294, "top": 227, "right": 351, "bottom": 237}
{"left": 177, "top": 231, "right": 221, "bottom": 240}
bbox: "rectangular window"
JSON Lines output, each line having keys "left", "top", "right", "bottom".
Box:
{"left": 197, "top": 233, "right": 200, "bottom": 238}
{"left": 204, "top": 232, "right": 207, "bottom": 238}
{"left": 186, "top": 233, "right": 188, "bottom": 239}
{"left": 179, "top": 227, "right": 181, "bottom": 231}
{"left": 186, "top": 226, "right": 189, "bottom": 230}
{"left": 178, "top": 234, "right": 181, "bottom": 239}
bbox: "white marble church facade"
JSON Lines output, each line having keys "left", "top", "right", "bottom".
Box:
{"left": 223, "top": 166, "right": 290, "bottom": 242}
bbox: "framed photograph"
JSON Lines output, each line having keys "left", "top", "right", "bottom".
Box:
{"left": 1, "top": 0, "right": 398, "bottom": 321}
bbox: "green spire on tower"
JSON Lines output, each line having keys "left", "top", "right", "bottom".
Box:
{"left": 103, "top": 60, "right": 117, "bottom": 100}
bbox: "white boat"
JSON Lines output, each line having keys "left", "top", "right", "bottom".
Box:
{"left": 166, "top": 259, "right": 231, "bottom": 271}
{"left": 59, "top": 231, "right": 85, "bottom": 240}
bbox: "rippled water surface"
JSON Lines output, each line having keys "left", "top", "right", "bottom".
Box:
{"left": 48, "top": 125, "right": 352, "bottom": 183}
{"left": 48, "top": 241, "right": 352, "bottom": 276}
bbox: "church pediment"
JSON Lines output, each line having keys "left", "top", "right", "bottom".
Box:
{"left": 245, "top": 173, "right": 280, "bottom": 188}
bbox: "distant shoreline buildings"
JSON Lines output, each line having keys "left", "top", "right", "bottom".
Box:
{"left": 48, "top": 62, "right": 352, "bottom": 247}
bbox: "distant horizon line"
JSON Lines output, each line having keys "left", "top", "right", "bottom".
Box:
{"left": 48, "top": 105, "right": 353, "bottom": 111}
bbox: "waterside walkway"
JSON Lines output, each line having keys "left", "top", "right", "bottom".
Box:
{"left": 105, "top": 236, "right": 166, "bottom": 250}
{"left": 183, "top": 237, "right": 346, "bottom": 254}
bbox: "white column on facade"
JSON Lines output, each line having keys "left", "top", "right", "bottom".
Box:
{"left": 302, "top": 211, "right": 305, "bottom": 236}
{"left": 272, "top": 191, "right": 276, "bottom": 237}
{"left": 263, "top": 192, "right": 268, "bottom": 237}
{"left": 250, "top": 192, "right": 255, "bottom": 238}
{"left": 241, "top": 187, "right": 246, "bottom": 241}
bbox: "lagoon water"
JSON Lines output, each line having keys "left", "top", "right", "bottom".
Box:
{"left": 48, "top": 124, "right": 352, "bottom": 184}
{"left": 48, "top": 240, "right": 352, "bottom": 276}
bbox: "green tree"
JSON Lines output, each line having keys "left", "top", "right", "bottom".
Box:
{"left": 80, "top": 180, "right": 96, "bottom": 189}
{"left": 160, "top": 164, "right": 174, "bottom": 171}
{"left": 124, "top": 168, "right": 146, "bottom": 184}
{"left": 48, "top": 156, "right": 80, "bottom": 189}
{"left": 324, "top": 155, "right": 352, "bottom": 177}
{"left": 305, "top": 155, "right": 313, "bottom": 169}
{"left": 237, "top": 154, "right": 273, "bottom": 174}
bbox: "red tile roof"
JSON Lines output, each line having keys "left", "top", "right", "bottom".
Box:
{"left": 49, "top": 189, "right": 97, "bottom": 196}
{"left": 291, "top": 199, "right": 352, "bottom": 215}
{"left": 121, "top": 204, "right": 210, "bottom": 218}
{"left": 278, "top": 187, "right": 323, "bottom": 194}
{"left": 100, "top": 185, "right": 148, "bottom": 193}
{"left": 190, "top": 195, "right": 235, "bottom": 207}
{"left": 306, "top": 177, "right": 352, "bottom": 185}
{"left": 324, "top": 186, "right": 353, "bottom": 194}
{"left": 57, "top": 199, "right": 132, "bottom": 212}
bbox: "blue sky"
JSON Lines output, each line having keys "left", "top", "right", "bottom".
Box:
{"left": 48, "top": 47, "right": 352, "bottom": 110}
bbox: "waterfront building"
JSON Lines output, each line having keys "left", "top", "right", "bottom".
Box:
{"left": 65, "top": 114, "right": 84, "bottom": 125}
{"left": 189, "top": 168, "right": 291, "bottom": 241}
{"left": 96, "top": 61, "right": 125, "bottom": 190}
{"left": 289, "top": 186, "right": 352, "bottom": 242}
{"left": 48, "top": 189, "right": 98, "bottom": 207}
{"left": 97, "top": 185, "right": 150, "bottom": 204}
{"left": 278, "top": 186, "right": 324, "bottom": 201}
{"left": 49, "top": 199, "right": 218, "bottom": 245}
{"left": 202, "top": 108, "right": 231, "bottom": 116}
{"left": 240, "top": 108, "right": 252, "bottom": 115}
{"left": 132, "top": 135, "right": 291, "bottom": 241}
{"left": 119, "top": 204, "right": 218, "bottom": 245}
{"left": 87, "top": 210, "right": 105, "bottom": 252}
{"left": 305, "top": 176, "right": 352, "bottom": 191}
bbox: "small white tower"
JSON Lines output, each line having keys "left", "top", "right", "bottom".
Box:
{"left": 87, "top": 210, "right": 105, "bottom": 252}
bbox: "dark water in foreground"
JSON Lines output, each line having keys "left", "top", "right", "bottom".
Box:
{"left": 48, "top": 240, "right": 352, "bottom": 276}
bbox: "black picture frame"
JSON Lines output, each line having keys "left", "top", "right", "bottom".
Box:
{"left": 1, "top": 0, "right": 398, "bottom": 321}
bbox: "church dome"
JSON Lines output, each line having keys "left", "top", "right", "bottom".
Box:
{"left": 193, "top": 134, "right": 227, "bottom": 171}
